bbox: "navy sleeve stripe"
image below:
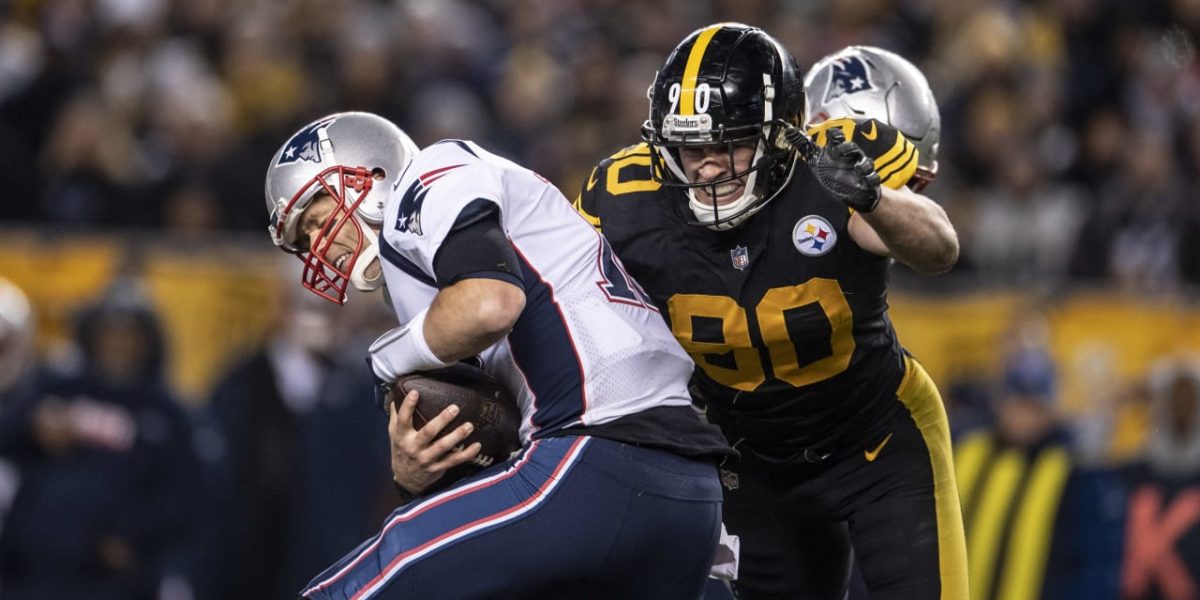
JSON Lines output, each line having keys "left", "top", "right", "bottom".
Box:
{"left": 452, "top": 198, "right": 499, "bottom": 231}
{"left": 507, "top": 244, "right": 587, "bottom": 435}
{"left": 380, "top": 241, "right": 438, "bottom": 288}
{"left": 433, "top": 139, "right": 480, "bottom": 158}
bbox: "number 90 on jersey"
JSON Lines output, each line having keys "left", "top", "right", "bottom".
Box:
{"left": 667, "top": 279, "right": 855, "bottom": 392}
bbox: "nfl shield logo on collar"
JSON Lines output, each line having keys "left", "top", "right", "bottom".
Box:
{"left": 730, "top": 245, "right": 750, "bottom": 271}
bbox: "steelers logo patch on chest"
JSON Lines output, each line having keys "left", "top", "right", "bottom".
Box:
{"left": 792, "top": 215, "right": 838, "bottom": 256}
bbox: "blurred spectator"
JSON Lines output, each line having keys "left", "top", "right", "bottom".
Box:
{"left": 1069, "top": 108, "right": 1126, "bottom": 196}
{"left": 407, "top": 81, "right": 491, "bottom": 147}
{"left": 207, "top": 280, "right": 391, "bottom": 600}
{"left": 1120, "top": 357, "right": 1200, "bottom": 600}
{"left": 967, "top": 148, "right": 1087, "bottom": 290}
{"left": 160, "top": 180, "right": 221, "bottom": 236}
{"left": 1067, "top": 342, "right": 1128, "bottom": 467}
{"left": 490, "top": 41, "right": 573, "bottom": 178}
{"left": 955, "top": 329, "right": 1125, "bottom": 600}
{"left": 0, "top": 278, "right": 202, "bottom": 599}
{"left": 0, "top": 0, "right": 1194, "bottom": 297}
{"left": 0, "top": 277, "right": 37, "bottom": 555}
{"left": 0, "top": 277, "right": 37, "bottom": 407}
{"left": 38, "top": 92, "right": 142, "bottom": 226}
{"left": 1069, "top": 131, "right": 1198, "bottom": 294}
{"left": 943, "top": 372, "right": 995, "bottom": 439}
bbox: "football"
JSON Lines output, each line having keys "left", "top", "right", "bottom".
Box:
{"left": 393, "top": 361, "right": 523, "bottom": 477}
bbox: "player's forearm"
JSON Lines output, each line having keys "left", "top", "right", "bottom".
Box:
{"left": 862, "top": 186, "right": 959, "bottom": 274}
{"left": 423, "top": 278, "right": 526, "bottom": 361}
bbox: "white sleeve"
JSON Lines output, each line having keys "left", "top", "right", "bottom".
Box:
{"left": 385, "top": 148, "right": 505, "bottom": 279}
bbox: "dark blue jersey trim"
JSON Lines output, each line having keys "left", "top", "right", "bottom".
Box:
{"left": 380, "top": 241, "right": 438, "bottom": 288}
{"left": 507, "top": 248, "right": 587, "bottom": 436}
{"left": 452, "top": 198, "right": 499, "bottom": 231}
{"left": 433, "top": 139, "right": 480, "bottom": 158}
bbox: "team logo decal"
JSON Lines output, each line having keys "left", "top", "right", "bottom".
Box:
{"left": 276, "top": 116, "right": 336, "bottom": 166}
{"left": 793, "top": 215, "right": 837, "bottom": 256}
{"left": 394, "top": 179, "right": 428, "bottom": 235}
{"left": 823, "top": 56, "right": 873, "bottom": 104}
{"left": 394, "top": 164, "right": 466, "bottom": 236}
{"left": 730, "top": 245, "right": 750, "bottom": 271}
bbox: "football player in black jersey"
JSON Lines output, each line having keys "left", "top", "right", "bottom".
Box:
{"left": 574, "top": 24, "right": 967, "bottom": 599}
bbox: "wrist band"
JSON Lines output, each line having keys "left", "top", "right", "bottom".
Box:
{"left": 369, "top": 308, "right": 452, "bottom": 381}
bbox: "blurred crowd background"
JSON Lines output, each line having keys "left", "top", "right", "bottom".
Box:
{"left": 0, "top": 0, "right": 1198, "bottom": 598}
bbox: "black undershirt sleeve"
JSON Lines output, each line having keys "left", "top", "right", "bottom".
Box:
{"left": 432, "top": 204, "right": 524, "bottom": 290}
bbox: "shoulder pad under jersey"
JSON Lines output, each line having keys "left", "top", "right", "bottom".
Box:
{"left": 573, "top": 142, "right": 663, "bottom": 232}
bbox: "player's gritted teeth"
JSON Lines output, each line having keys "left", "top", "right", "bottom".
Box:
{"left": 695, "top": 180, "right": 745, "bottom": 206}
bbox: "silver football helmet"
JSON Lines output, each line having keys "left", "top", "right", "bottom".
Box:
{"left": 0, "top": 276, "right": 33, "bottom": 393}
{"left": 804, "top": 46, "right": 941, "bottom": 191}
{"left": 265, "top": 112, "right": 419, "bottom": 304}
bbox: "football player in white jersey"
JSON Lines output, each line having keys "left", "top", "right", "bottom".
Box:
{"left": 264, "top": 111, "right": 733, "bottom": 599}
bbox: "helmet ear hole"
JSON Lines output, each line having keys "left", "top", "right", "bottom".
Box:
{"left": 371, "top": 167, "right": 387, "bottom": 180}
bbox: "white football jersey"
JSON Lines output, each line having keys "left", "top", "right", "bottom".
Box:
{"left": 379, "top": 140, "right": 695, "bottom": 443}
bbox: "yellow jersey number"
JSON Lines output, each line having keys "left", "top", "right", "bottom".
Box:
{"left": 603, "top": 143, "right": 661, "bottom": 196}
{"left": 573, "top": 143, "right": 662, "bottom": 232}
{"left": 667, "top": 279, "right": 855, "bottom": 392}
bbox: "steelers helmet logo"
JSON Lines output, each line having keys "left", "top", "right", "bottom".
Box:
{"left": 793, "top": 216, "right": 837, "bottom": 256}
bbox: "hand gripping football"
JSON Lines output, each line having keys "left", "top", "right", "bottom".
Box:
{"left": 393, "top": 362, "right": 522, "bottom": 476}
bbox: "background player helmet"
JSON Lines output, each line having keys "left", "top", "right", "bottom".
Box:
{"left": 642, "top": 23, "right": 806, "bottom": 230}
{"left": 0, "top": 276, "right": 33, "bottom": 393}
{"left": 265, "top": 112, "right": 419, "bottom": 304}
{"left": 804, "top": 46, "right": 941, "bottom": 192}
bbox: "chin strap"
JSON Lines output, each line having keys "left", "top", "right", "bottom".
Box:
{"left": 688, "top": 144, "right": 766, "bottom": 231}
{"left": 349, "top": 222, "right": 384, "bottom": 293}
{"left": 688, "top": 187, "right": 762, "bottom": 231}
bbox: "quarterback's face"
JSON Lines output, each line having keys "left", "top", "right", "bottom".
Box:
{"left": 297, "top": 194, "right": 382, "bottom": 282}
{"left": 679, "top": 142, "right": 756, "bottom": 206}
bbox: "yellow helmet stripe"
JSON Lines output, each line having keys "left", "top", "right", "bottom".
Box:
{"left": 679, "top": 25, "right": 722, "bottom": 116}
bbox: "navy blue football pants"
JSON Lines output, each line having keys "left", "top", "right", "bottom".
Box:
{"left": 301, "top": 436, "right": 723, "bottom": 599}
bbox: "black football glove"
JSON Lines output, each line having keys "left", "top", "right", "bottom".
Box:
{"left": 807, "top": 127, "right": 882, "bottom": 212}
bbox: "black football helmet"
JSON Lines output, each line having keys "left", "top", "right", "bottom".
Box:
{"left": 642, "top": 23, "right": 805, "bottom": 229}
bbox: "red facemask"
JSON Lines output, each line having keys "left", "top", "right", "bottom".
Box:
{"left": 278, "top": 165, "right": 374, "bottom": 305}
{"left": 910, "top": 162, "right": 938, "bottom": 194}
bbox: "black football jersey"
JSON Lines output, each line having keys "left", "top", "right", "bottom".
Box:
{"left": 574, "top": 119, "right": 920, "bottom": 458}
